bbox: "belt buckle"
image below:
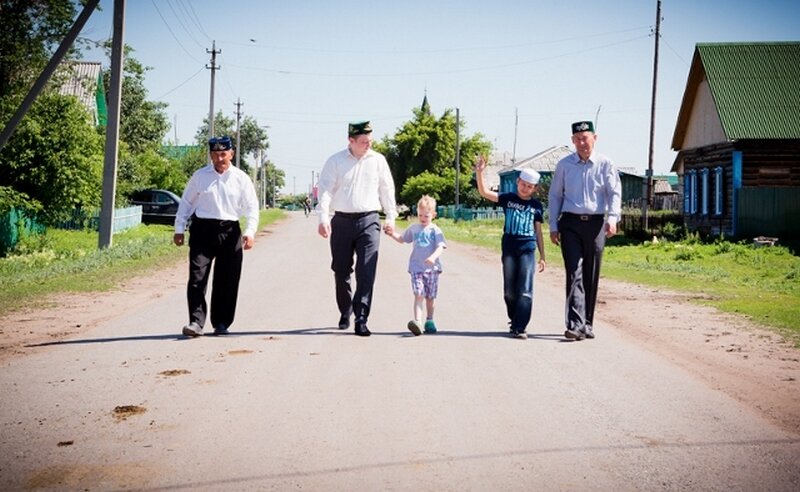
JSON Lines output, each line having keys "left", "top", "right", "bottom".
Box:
{"left": 579, "top": 215, "right": 590, "bottom": 221}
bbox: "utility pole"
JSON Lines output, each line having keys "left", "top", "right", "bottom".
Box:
{"left": 454, "top": 108, "right": 461, "bottom": 218}
{"left": 644, "top": 0, "right": 662, "bottom": 232}
{"left": 234, "top": 98, "right": 243, "bottom": 167}
{"left": 206, "top": 40, "right": 220, "bottom": 139}
{"left": 97, "top": 0, "right": 125, "bottom": 249}
{"left": 512, "top": 107, "right": 518, "bottom": 165}
{"left": 595, "top": 105, "right": 602, "bottom": 131}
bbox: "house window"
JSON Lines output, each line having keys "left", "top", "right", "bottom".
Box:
{"left": 689, "top": 170, "right": 698, "bottom": 214}
{"left": 714, "top": 166, "right": 723, "bottom": 216}
{"left": 701, "top": 168, "right": 709, "bottom": 216}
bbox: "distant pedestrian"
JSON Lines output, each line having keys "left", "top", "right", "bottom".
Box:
{"left": 173, "top": 136, "right": 260, "bottom": 337}
{"left": 316, "top": 121, "right": 398, "bottom": 337}
{"left": 303, "top": 195, "right": 312, "bottom": 217}
{"left": 475, "top": 156, "right": 546, "bottom": 339}
{"left": 548, "top": 121, "right": 621, "bottom": 340}
{"left": 386, "top": 195, "right": 447, "bottom": 336}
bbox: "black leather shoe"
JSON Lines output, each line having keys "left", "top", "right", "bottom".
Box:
{"left": 338, "top": 315, "right": 350, "bottom": 330}
{"left": 564, "top": 328, "right": 585, "bottom": 340}
{"left": 213, "top": 324, "right": 229, "bottom": 335}
{"left": 354, "top": 321, "right": 371, "bottom": 337}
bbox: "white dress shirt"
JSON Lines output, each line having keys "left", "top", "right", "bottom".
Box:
{"left": 316, "top": 147, "right": 397, "bottom": 226}
{"left": 174, "top": 164, "right": 260, "bottom": 237}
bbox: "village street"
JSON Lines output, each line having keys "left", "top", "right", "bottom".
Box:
{"left": 1, "top": 212, "right": 798, "bottom": 491}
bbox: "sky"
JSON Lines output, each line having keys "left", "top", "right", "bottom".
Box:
{"left": 78, "top": 0, "right": 800, "bottom": 195}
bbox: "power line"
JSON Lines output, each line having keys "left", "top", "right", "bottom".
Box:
{"left": 218, "top": 25, "right": 650, "bottom": 55}
{"left": 661, "top": 36, "right": 690, "bottom": 67}
{"left": 155, "top": 66, "right": 204, "bottom": 99}
{"left": 175, "top": 0, "right": 211, "bottom": 42}
{"left": 224, "top": 34, "right": 649, "bottom": 78}
{"left": 150, "top": 0, "right": 201, "bottom": 62}
{"left": 164, "top": 0, "right": 205, "bottom": 49}
{"left": 217, "top": 64, "right": 240, "bottom": 102}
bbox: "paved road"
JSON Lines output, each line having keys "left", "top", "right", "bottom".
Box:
{"left": 1, "top": 212, "right": 798, "bottom": 491}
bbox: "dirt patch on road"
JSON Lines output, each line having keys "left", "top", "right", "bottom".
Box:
{"left": 1, "top": 257, "right": 798, "bottom": 434}
{"left": 594, "top": 277, "right": 800, "bottom": 435}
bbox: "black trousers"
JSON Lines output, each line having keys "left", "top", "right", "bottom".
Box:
{"left": 329, "top": 212, "right": 381, "bottom": 323}
{"left": 558, "top": 214, "right": 606, "bottom": 332}
{"left": 187, "top": 218, "right": 243, "bottom": 328}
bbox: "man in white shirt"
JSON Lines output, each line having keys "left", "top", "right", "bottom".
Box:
{"left": 316, "top": 121, "right": 398, "bottom": 336}
{"left": 173, "top": 136, "right": 260, "bottom": 337}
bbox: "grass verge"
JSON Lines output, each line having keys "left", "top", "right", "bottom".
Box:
{"left": 0, "top": 209, "right": 285, "bottom": 317}
{"left": 432, "top": 217, "right": 800, "bottom": 346}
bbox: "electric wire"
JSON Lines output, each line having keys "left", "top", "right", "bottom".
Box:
{"left": 150, "top": 0, "right": 202, "bottom": 63}
{"left": 224, "top": 34, "right": 649, "bottom": 78}
{"left": 155, "top": 66, "right": 204, "bottom": 100}
{"left": 175, "top": 0, "right": 211, "bottom": 42}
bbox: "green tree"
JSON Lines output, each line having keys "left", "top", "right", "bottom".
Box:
{"left": 195, "top": 111, "right": 270, "bottom": 171}
{"left": 116, "top": 146, "right": 188, "bottom": 201}
{"left": 0, "top": 92, "right": 103, "bottom": 222}
{"left": 400, "top": 168, "right": 474, "bottom": 208}
{"left": 177, "top": 144, "right": 209, "bottom": 177}
{"left": 261, "top": 160, "right": 285, "bottom": 206}
{"left": 102, "top": 47, "right": 169, "bottom": 154}
{"left": 0, "top": 0, "right": 87, "bottom": 103}
{"left": 400, "top": 170, "right": 450, "bottom": 205}
{"left": 374, "top": 105, "right": 492, "bottom": 206}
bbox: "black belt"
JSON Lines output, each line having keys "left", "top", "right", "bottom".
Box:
{"left": 192, "top": 217, "right": 238, "bottom": 226}
{"left": 335, "top": 211, "right": 378, "bottom": 219}
{"left": 561, "top": 212, "right": 604, "bottom": 222}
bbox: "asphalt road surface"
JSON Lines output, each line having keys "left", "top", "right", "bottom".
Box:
{"left": 1, "top": 212, "right": 798, "bottom": 491}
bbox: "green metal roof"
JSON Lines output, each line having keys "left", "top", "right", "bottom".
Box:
{"left": 698, "top": 42, "right": 800, "bottom": 139}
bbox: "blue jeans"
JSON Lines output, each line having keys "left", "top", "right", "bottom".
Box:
{"left": 502, "top": 249, "right": 536, "bottom": 333}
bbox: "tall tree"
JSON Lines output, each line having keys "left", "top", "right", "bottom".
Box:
{"left": 374, "top": 104, "right": 492, "bottom": 205}
{"left": 102, "top": 46, "right": 169, "bottom": 154}
{"left": 0, "top": 0, "right": 86, "bottom": 104}
{"left": 0, "top": 92, "right": 103, "bottom": 221}
{"left": 195, "top": 111, "right": 270, "bottom": 169}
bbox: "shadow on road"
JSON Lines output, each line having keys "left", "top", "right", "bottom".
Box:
{"left": 26, "top": 328, "right": 575, "bottom": 347}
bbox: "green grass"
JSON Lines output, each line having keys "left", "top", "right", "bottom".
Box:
{"left": 0, "top": 209, "right": 285, "bottom": 317}
{"left": 432, "top": 217, "right": 800, "bottom": 346}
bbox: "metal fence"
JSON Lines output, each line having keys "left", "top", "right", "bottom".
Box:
{"left": 0, "top": 207, "right": 46, "bottom": 256}
{"left": 435, "top": 206, "right": 504, "bottom": 221}
{"left": 55, "top": 206, "right": 142, "bottom": 232}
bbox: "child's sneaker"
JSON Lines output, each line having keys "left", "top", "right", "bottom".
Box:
{"left": 424, "top": 320, "right": 437, "bottom": 334}
{"left": 407, "top": 320, "right": 422, "bottom": 336}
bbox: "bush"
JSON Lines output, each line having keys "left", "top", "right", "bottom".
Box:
{"left": 674, "top": 245, "right": 702, "bottom": 261}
